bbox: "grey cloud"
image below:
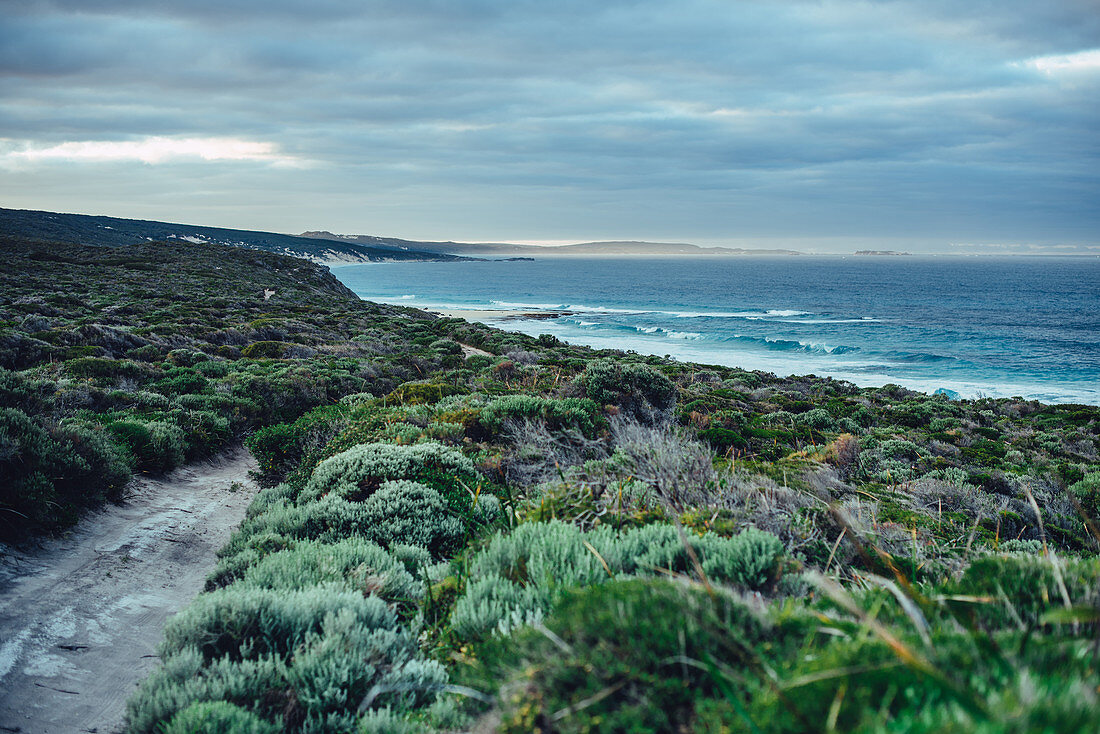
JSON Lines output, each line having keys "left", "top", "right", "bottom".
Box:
{"left": 0, "top": 0, "right": 1096, "bottom": 248}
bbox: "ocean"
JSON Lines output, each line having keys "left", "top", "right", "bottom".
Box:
{"left": 331, "top": 256, "right": 1100, "bottom": 405}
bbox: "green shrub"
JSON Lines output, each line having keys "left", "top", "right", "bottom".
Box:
{"left": 167, "top": 349, "right": 211, "bottom": 368}
{"left": 126, "top": 344, "right": 163, "bottom": 362}
{"left": 128, "top": 608, "right": 444, "bottom": 733}
{"left": 0, "top": 408, "right": 134, "bottom": 536}
{"left": 245, "top": 483, "right": 299, "bottom": 520}
{"left": 236, "top": 537, "right": 424, "bottom": 609}
{"left": 245, "top": 405, "right": 348, "bottom": 486}
{"left": 160, "top": 584, "right": 396, "bottom": 662}
{"left": 1069, "top": 472, "right": 1100, "bottom": 517}
{"left": 299, "top": 441, "right": 477, "bottom": 509}
{"left": 450, "top": 521, "right": 783, "bottom": 638}
{"left": 154, "top": 367, "right": 209, "bottom": 395}
{"left": 194, "top": 359, "right": 231, "bottom": 377}
{"left": 429, "top": 338, "right": 463, "bottom": 356}
{"left": 64, "top": 357, "right": 145, "bottom": 379}
{"left": 221, "top": 497, "right": 369, "bottom": 556}
{"left": 943, "top": 552, "right": 1100, "bottom": 628}
{"left": 388, "top": 543, "right": 439, "bottom": 579}
{"left": 176, "top": 409, "right": 232, "bottom": 458}
{"left": 795, "top": 407, "right": 836, "bottom": 430}
{"left": 386, "top": 381, "right": 466, "bottom": 405}
{"left": 163, "top": 701, "right": 279, "bottom": 734}
{"left": 618, "top": 523, "right": 785, "bottom": 589}
{"left": 357, "top": 480, "right": 465, "bottom": 558}
{"left": 126, "top": 650, "right": 287, "bottom": 734}
{"left": 107, "top": 419, "right": 187, "bottom": 473}
{"left": 465, "top": 354, "right": 494, "bottom": 371}
{"left": 240, "top": 341, "right": 287, "bottom": 359}
{"left": 724, "top": 592, "right": 1100, "bottom": 734}
{"left": 579, "top": 359, "right": 676, "bottom": 424}
{"left": 338, "top": 391, "right": 375, "bottom": 407}
{"left": 478, "top": 395, "right": 603, "bottom": 436}
{"left": 56, "top": 422, "right": 135, "bottom": 499}
{"left": 469, "top": 578, "right": 767, "bottom": 734}
{"left": 246, "top": 423, "right": 298, "bottom": 484}
{"left": 207, "top": 529, "right": 300, "bottom": 590}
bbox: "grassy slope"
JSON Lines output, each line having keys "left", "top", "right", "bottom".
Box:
{"left": 2, "top": 237, "right": 1098, "bottom": 732}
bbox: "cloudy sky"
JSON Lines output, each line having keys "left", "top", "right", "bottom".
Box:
{"left": 1, "top": 0, "right": 1098, "bottom": 251}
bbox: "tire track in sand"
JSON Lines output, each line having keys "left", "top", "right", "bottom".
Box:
{"left": 0, "top": 449, "right": 257, "bottom": 734}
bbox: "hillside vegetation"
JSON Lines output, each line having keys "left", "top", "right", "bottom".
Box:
{"left": 0, "top": 207, "right": 470, "bottom": 263}
{"left": 2, "top": 237, "right": 1098, "bottom": 732}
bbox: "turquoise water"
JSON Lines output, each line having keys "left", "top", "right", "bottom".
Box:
{"left": 332, "top": 256, "right": 1100, "bottom": 405}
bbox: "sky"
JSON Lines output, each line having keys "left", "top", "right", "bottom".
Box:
{"left": 1, "top": 0, "right": 1098, "bottom": 253}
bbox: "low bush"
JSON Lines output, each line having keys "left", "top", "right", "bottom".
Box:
{"left": 64, "top": 357, "right": 146, "bottom": 380}
{"left": 220, "top": 497, "right": 369, "bottom": 557}
{"left": 175, "top": 409, "right": 232, "bottom": 459}
{"left": 579, "top": 359, "right": 676, "bottom": 424}
{"left": 126, "top": 344, "right": 163, "bottom": 362}
{"left": 163, "top": 701, "right": 279, "bottom": 734}
{"left": 154, "top": 367, "right": 210, "bottom": 395}
{"left": 299, "top": 441, "right": 478, "bottom": 510}
{"left": 794, "top": 407, "right": 836, "bottom": 430}
{"left": 478, "top": 395, "right": 603, "bottom": 436}
{"left": 450, "top": 521, "right": 784, "bottom": 638}
{"left": 107, "top": 419, "right": 187, "bottom": 474}
{"left": 245, "top": 405, "right": 348, "bottom": 486}
{"left": 1069, "top": 471, "right": 1100, "bottom": 518}
{"left": 240, "top": 341, "right": 287, "bottom": 359}
{"left": 128, "top": 608, "right": 444, "bottom": 733}
{"left": 160, "top": 584, "right": 397, "bottom": 661}
{"left": 235, "top": 537, "right": 424, "bottom": 610}
{"left": 356, "top": 480, "right": 466, "bottom": 558}
{"left": 244, "top": 483, "right": 299, "bottom": 520}
{"left": 466, "top": 578, "right": 768, "bottom": 733}
{"left": 385, "top": 381, "right": 466, "bottom": 406}
{"left": 0, "top": 408, "right": 134, "bottom": 536}
{"left": 943, "top": 552, "right": 1100, "bottom": 628}
{"left": 824, "top": 432, "right": 860, "bottom": 478}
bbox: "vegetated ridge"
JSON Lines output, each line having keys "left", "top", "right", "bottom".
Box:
{"left": 1, "top": 233, "right": 1098, "bottom": 732}
{"left": 301, "top": 230, "right": 804, "bottom": 256}
{"left": 0, "top": 207, "right": 471, "bottom": 264}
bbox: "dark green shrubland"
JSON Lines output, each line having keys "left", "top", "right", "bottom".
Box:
{"left": 0, "top": 406, "right": 133, "bottom": 528}
{"left": 0, "top": 237, "right": 449, "bottom": 537}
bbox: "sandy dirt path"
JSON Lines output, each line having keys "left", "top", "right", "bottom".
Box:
{"left": 0, "top": 449, "right": 258, "bottom": 734}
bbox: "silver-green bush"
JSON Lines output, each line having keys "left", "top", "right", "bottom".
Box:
{"left": 163, "top": 701, "right": 279, "bottom": 734}
{"left": 128, "top": 612, "right": 443, "bottom": 734}
{"left": 160, "top": 584, "right": 396, "bottom": 660}
{"left": 357, "top": 480, "right": 465, "bottom": 557}
{"left": 221, "top": 497, "right": 369, "bottom": 557}
{"left": 299, "top": 441, "right": 476, "bottom": 503}
{"left": 449, "top": 521, "right": 783, "bottom": 638}
{"left": 236, "top": 537, "right": 424, "bottom": 607}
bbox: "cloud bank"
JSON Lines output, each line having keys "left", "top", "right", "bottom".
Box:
{"left": 0, "top": 0, "right": 1097, "bottom": 250}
